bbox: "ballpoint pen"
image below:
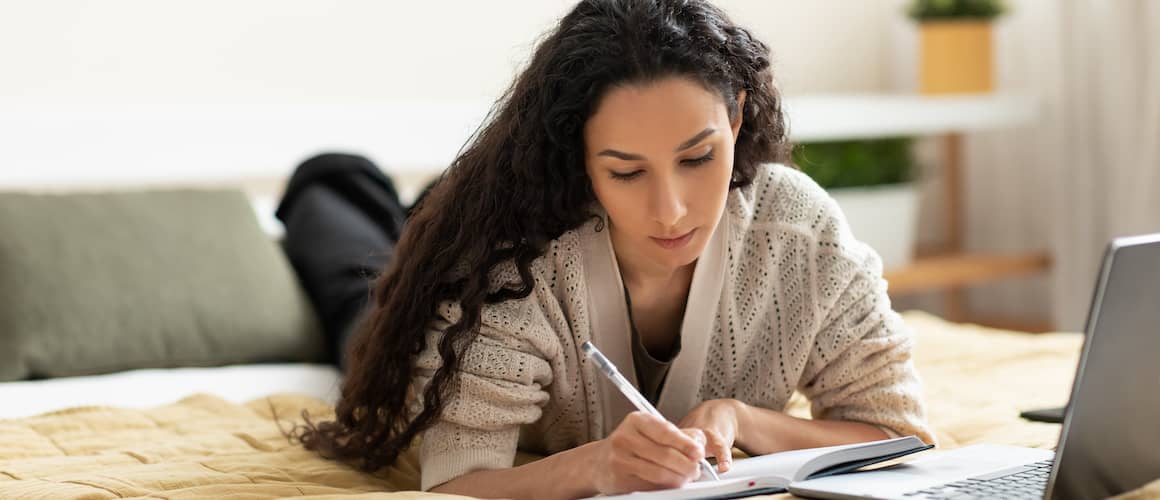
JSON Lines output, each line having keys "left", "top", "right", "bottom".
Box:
{"left": 581, "top": 340, "right": 721, "bottom": 482}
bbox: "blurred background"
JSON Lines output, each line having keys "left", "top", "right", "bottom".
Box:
{"left": 1, "top": 0, "right": 1157, "bottom": 333}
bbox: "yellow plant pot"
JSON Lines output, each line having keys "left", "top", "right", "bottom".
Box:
{"left": 919, "top": 20, "right": 994, "bottom": 94}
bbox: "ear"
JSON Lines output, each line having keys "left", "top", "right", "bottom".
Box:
{"left": 730, "top": 90, "right": 747, "bottom": 140}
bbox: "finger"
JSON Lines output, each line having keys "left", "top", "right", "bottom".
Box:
{"left": 680, "top": 428, "right": 710, "bottom": 461}
{"left": 630, "top": 413, "right": 704, "bottom": 461}
{"left": 681, "top": 428, "right": 707, "bottom": 447}
{"left": 617, "top": 429, "right": 700, "bottom": 480}
{"left": 703, "top": 429, "right": 733, "bottom": 473}
{"left": 612, "top": 450, "right": 694, "bottom": 489}
{"left": 684, "top": 428, "right": 728, "bottom": 474}
{"left": 681, "top": 429, "right": 712, "bottom": 470}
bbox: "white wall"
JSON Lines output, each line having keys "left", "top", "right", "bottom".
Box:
{"left": 0, "top": 0, "right": 900, "bottom": 107}
{"left": 0, "top": 0, "right": 908, "bottom": 193}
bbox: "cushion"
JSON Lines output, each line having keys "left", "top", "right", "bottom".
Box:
{"left": 0, "top": 189, "right": 325, "bottom": 381}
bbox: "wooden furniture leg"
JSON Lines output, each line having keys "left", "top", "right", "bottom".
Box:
{"left": 943, "top": 132, "right": 966, "bottom": 322}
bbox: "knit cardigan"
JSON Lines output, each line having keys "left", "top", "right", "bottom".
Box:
{"left": 414, "top": 163, "right": 935, "bottom": 491}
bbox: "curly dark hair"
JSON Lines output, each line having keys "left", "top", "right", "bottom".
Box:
{"left": 293, "top": 0, "right": 790, "bottom": 473}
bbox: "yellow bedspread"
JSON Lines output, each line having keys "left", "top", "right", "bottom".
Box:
{"left": 1, "top": 311, "right": 1156, "bottom": 499}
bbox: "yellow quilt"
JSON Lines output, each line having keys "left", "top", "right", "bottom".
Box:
{"left": 1, "top": 311, "right": 1156, "bottom": 499}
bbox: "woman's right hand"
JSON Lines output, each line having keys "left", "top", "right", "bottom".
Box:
{"left": 591, "top": 411, "right": 708, "bottom": 494}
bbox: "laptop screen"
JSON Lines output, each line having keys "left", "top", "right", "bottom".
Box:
{"left": 1048, "top": 234, "right": 1160, "bottom": 499}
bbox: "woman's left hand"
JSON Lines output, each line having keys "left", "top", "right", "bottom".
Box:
{"left": 676, "top": 398, "right": 747, "bottom": 474}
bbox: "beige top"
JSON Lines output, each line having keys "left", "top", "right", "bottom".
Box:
{"left": 414, "top": 163, "right": 935, "bottom": 491}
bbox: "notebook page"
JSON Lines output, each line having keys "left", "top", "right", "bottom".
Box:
{"left": 721, "top": 437, "right": 922, "bottom": 481}
{"left": 720, "top": 445, "right": 840, "bottom": 481}
{"left": 583, "top": 476, "right": 787, "bottom": 500}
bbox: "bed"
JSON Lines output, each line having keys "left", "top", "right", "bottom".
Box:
{"left": 2, "top": 106, "right": 1157, "bottom": 499}
{"left": 0, "top": 313, "right": 1156, "bottom": 499}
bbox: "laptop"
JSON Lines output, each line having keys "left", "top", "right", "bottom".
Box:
{"left": 789, "top": 233, "right": 1160, "bottom": 500}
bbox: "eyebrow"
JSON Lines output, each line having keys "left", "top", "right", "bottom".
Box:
{"left": 596, "top": 127, "right": 717, "bottom": 161}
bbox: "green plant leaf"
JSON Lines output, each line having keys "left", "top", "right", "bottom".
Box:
{"left": 907, "top": 0, "right": 1006, "bottom": 21}
{"left": 792, "top": 137, "right": 915, "bottom": 189}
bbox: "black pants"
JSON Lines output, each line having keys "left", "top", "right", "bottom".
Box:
{"left": 276, "top": 153, "right": 416, "bottom": 370}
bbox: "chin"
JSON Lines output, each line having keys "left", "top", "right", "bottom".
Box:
{"left": 649, "top": 238, "right": 706, "bottom": 269}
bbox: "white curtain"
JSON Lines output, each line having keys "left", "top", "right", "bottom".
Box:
{"left": 954, "top": 0, "right": 1160, "bottom": 331}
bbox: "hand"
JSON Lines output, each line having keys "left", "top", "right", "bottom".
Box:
{"left": 592, "top": 411, "right": 707, "bottom": 494}
{"left": 676, "top": 398, "right": 745, "bottom": 474}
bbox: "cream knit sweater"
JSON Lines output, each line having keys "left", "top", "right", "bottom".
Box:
{"left": 414, "top": 163, "right": 935, "bottom": 490}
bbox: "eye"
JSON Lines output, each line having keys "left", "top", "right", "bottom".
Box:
{"left": 682, "top": 150, "right": 715, "bottom": 167}
{"left": 610, "top": 170, "right": 644, "bottom": 182}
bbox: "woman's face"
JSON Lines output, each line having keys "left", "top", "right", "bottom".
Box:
{"left": 584, "top": 76, "right": 744, "bottom": 274}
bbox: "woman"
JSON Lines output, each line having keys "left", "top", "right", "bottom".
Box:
{"left": 295, "top": 0, "right": 934, "bottom": 498}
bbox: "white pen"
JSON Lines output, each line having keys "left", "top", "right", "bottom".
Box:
{"left": 581, "top": 340, "right": 721, "bottom": 482}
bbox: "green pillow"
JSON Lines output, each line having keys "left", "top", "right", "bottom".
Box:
{"left": 0, "top": 189, "right": 325, "bottom": 381}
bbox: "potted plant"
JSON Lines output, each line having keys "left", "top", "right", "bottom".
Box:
{"left": 793, "top": 138, "right": 918, "bottom": 270}
{"left": 909, "top": 0, "right": 1006, "bottom": 94}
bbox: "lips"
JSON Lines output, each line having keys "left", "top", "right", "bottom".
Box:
{"left": 650, "top": 228, "right": 696, "bottom": 250}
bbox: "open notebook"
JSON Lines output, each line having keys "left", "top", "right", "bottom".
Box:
{"left": 587, "top": 436, "right": 933, "bottom": 500}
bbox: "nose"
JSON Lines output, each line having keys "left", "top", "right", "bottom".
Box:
{"left": 649, "top": 174, "right": 688, "bottom": 229}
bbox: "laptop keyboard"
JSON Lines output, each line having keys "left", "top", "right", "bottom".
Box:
{"left": 901, "top": 459, "right": 1054, "bottom": 499}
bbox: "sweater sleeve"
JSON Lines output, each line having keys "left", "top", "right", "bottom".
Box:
{"left": 414, "top": 296, "right": 557, "bottom": 491}
{"left": 795, "top": 190, "right": 936, "bottom": 445}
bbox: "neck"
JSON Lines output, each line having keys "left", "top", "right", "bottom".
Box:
{"left": 620, "top": 259, "right": 695, "bottom": 291}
